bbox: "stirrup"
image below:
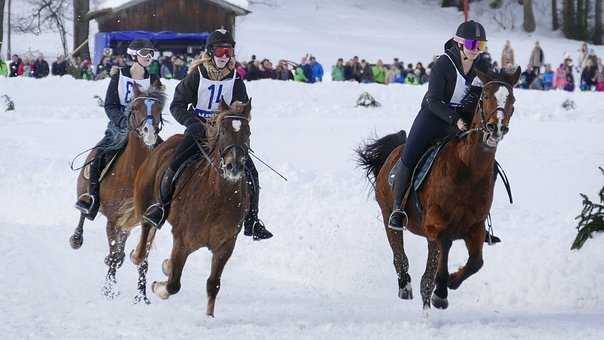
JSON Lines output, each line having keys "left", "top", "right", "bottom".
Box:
{"left": 142, "top": 203, "right": 165, "bottom": 229}
{"left": 388, "top": 209, "right": 408, "bottom": 231}
{"left": 75, "top": 193, "right": 95, "bottom": 214}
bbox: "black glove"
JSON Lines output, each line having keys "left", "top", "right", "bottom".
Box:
{"left": 185, "top": 122, "right": 206, "bottom": 139}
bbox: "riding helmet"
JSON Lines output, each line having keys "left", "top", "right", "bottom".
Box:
{"left": 205, "top": 29, "right": 236, "bottom": 52}
{"left": 455, "top": 20, "right": 487, "bottom": 41}
{"left": 127, "top": 39, "right": 155, "bottom": 56}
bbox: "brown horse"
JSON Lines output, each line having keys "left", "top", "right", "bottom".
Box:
{"left": 117, "top": 99, "right": 252, "bottom": 314}
{"left": 70, "top": 81, "right": 166, "bottom": 297}
{"left": 356, "top": 68, "right": 520, "bottom": 310}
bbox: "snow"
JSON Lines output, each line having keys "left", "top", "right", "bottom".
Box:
{"left": 92, "top": 0, "right": 249, "bottom": 11}
{"left": 2, "top": 0, "right": 604, "bottom": 339}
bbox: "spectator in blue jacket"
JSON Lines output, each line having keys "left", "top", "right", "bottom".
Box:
{"left": 309, "top": 56, "right": 323, "bottom": 82}
{"left": 542, "top": 64, "right": 554, "bottom": 90}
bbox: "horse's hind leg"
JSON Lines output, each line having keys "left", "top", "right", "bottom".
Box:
{"left": 448, "top": 225, "right": 484, "bottom": 290}
{"left": 431, "top": 238, "right": 452, "bottom": 310}
{"left": 69, "top": 214, "right": 86, "bottom": 249}
{"left": 385, "top": 220, "right": 412, "bottom": 300}
{"left": 130, "top": 224, "right": 151, "bottom": 266}
{"left": 206, "top": 239, "right": 236, "bottom": 317}
{"left": 420, "top": 240, "right": 439, "bottom": 310}
{"left": 152, "top": 237, "right": 190, "bottom": 301}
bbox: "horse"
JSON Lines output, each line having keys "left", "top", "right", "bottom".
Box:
{"left": 356, "top": 68, "right": 520, "bottom": 310}
{"left": 117, "top": 99, "right": 252, "bottom": 314}
{"left": 70, "top": 81, "right": 166, "bottom": 297}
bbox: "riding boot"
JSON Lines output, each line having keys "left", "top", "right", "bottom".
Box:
{"left": 388, "top": 163, "right": 411, "bottom": 230}
{"left": 243, "top": 164, "right": 273, "bottom": 240}
{"left": 143, "top": 167, "right": 176, "bottom": 229}
{"left": 75, "top": 153, "right": 103, "bottom": 220}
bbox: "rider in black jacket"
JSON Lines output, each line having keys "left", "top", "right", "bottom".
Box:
{"left": 75, "top": 39, "right": 159, "bottom": 220}
{"left": 142, "top": 29, "right": 273, "bottom": 240}
{"left": 388, "top": 21, "right": 494, "bottom": 231}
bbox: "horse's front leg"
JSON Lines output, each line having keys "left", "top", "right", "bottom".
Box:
{"left": 152, "top": 235, "right": 190, "bottom": 302}
{"left": 133, "top": 224, "right": 157, "bottom": 304}
{"left": 431, "top": 237, "right": 452, "bottom": 310}
{"left": 420, "top": 240, "right": 439, "bottom": 310}
{"left": 205, "top": 238, "right": 236, "bottom": 317}
{"left": 102, "top": 221, "right": 129, "bottom": 299}
{"left": 448, "top": 224, "right": 484, "bottom": 290}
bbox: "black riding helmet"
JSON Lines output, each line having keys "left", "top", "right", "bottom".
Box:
{"left": 455, "top": 20, "right": 487, "bottom": 41}
{"left": 127, "top": 39, "right": 155, "bottom": 57}
{"left": 205, "top": 29, "right": 235, "bottom": 55}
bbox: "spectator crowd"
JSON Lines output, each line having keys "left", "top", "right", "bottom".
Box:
{"left": 1, "top": 41, "right": 602, "bottom": 93}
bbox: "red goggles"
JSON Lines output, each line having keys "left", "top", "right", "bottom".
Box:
{"left": 213, "top": 47, "right": 233, "bottom": 58}
{"left": 463, "top": 39, "right": 487, "bottom": 51}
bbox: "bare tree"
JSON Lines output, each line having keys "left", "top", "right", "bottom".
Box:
{"left": 73, "top": 0, "right": 90, "bottom": 59}
{"left": 523, "top": 0, "right": 536, "bottom": 32}
{"left": 13, "top": 0, "right": 71, "bottom": 57}
{"left": 0, "top": 0, "right": 5, "bottom": 56}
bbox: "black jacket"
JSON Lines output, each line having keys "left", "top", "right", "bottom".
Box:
{"left": 419, "top": 40, "right": 491, "bottom": 125}
{"left": 104, "top": 67, "right": 160, "bottom": 126}
{"left": 169, "top": 65, "right": 248, "bottom": 127}
{"left": 33, "top": 60, "right": 49, "bottom": 78}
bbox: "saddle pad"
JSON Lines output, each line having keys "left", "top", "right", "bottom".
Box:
{"left": 388, "top": 141, "right": 448, "bottom": 192}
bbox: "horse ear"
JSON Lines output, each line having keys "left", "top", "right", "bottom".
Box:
{"left": 244, "top": 98, "right": 252, "bottom": 119}
{"left": 509, "top": 66, "right": 521, "bottom": 86}
{"left": 220, "top": 97, "right": 229, "bottom": 112}
{"left": 132, "top": 83, "right": 142, "bottom": 97}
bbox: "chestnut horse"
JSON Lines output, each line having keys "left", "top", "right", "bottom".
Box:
{"left": 118, "top": 99, "right": 252, "bottom": 314}
{"left": 70, "top": 81, "right": 165, "bottom": 297}
{"left": 356, "top": 68, "right": 520, "bottom": 310}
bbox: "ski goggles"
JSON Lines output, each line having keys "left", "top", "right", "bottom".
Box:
{"left": 213, "top": 47, "right": 234, "bottom": 58}
{"left": 460, "top": 38, "right": 487, "bottom": 51}
{"left": 136, "top": 48, "right": 155, "bottom": 58}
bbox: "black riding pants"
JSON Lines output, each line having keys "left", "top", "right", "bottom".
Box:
{"left": 402, "top": 110, "right": 452, "bottom": 171}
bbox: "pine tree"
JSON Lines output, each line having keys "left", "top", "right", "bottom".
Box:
{"left": 553, "top": 0, "right": 560, "bottom": 30}
{"left": 571, "top": 167, "right": 604, "bottom": 250}
{"left": 595, "top": 0, "right": 602, "bottom": 44}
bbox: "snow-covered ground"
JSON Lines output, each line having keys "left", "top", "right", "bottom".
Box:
{"left": 1, "top": 1, "right": 604, "bottom": 339}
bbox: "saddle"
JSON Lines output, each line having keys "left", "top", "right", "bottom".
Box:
{"left": 83, "top": 150, "right": 122, "bottom": 182}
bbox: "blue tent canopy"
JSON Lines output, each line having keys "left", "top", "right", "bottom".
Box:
{"left": 94, "top": 30, "right": 210, "bottom": 63}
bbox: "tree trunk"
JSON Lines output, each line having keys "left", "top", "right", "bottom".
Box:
{"left": 595, "top": 0, "right": 602, "bottom": 44}
{"left": 0, "top": 0, "right": 5, "bottom": 57}
{"left": 552, "top": 0, "right": 560, "bottom": 30}
{"left": 523, "top": 0, "right": 536, "bottom": 32}
{"left": 563, "top": 0, "right": 576, "bottom": 39}
{"left": 73, "top": 0, "right": 90, "bottom": 59}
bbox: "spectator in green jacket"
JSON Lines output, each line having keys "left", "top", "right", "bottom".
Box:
{"left": 372, "top": 59, "right": 386, "bottom": 84}
{"left": 294, "top": 65, "right": 307, "bottom": 82}
{"left": 148, "top": 59, "right": 161, "bottom": 78}
{"left": 332, "top": 58, "right": 345, "bottom": 81}
{"left": 0, "top": 57, "right": 8, "bottom": 77}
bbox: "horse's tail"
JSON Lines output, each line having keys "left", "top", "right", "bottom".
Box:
{"left": 355, "top": 130, "right": 407, "bottom": 188}
{"left": 116, "top": 197, "right": 139, "bottom": 230}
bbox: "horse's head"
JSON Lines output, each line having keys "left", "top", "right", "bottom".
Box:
{"left": 206, "top": 98, "right": 252, "bottom": 182}
{"left": 127, "top": 80, "right": 166, "bottom": 148}
{"left": 472, "top": 67, "right": 521, "bottom": 150}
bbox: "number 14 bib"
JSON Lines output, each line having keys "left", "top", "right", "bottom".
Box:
{"left": 194, "top": 68, "right": 236, "bottom": 119}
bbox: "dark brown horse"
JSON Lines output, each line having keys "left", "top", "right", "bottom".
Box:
{"left": 357, "top": 68, "right": 520, "bottom": 310}
{"left": 70, "top": 81, "right": 166, "bottom": 297}
{"left": 118, "top": 99, "right": 252, "bottom": 314}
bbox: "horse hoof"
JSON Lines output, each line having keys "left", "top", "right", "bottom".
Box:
{"left": 133, "top": 294, "right": 151, "bottom": 305}
{"left": 130, "top": 249, "right": 141, "bottom": 266}
{"left": 69, "top": 234, "right": 83, "bottom": 249}
{"left": 398, "top": 282, "right": 413, "bottom": 300}
{"left": 161, "top": 259, "right": 171, "bottom": 277}
{"left": 431, "top": 293, "right": 448, "bottom": 310}
{"left": 152, "top": 281, "right": 170, "bottom": 300}
{"left": 102, "top": 280, "right": 120, "bottom": 300}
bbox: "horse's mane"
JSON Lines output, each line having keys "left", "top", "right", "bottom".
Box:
{"left": 204, "top": 101, "right": 249, "bottom": 151}
{"left": 124, "top": 83, "right": 168, "bottom": 115}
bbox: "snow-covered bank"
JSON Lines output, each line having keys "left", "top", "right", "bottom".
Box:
{"left": 0, "top": 76, "right": 603, "bottom": 339}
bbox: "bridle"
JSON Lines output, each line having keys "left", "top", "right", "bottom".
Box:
{"left": 459, "top": 80, "right": 514, "bottom": 145}
{"left": 126, "top": 96, "right": 164, "bottom": 139}
{"left": 199, "top": 114, "right": 250, "bottom": 176}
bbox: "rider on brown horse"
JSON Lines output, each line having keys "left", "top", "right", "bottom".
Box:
{"left": 142, "top": 29, "right": 273, "bottom": 240}
{"left": 75, "top": 39, "right": 160, "bottom": 220}
{"left": 388, "top": 21, "right": 499, "bottom": 242}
